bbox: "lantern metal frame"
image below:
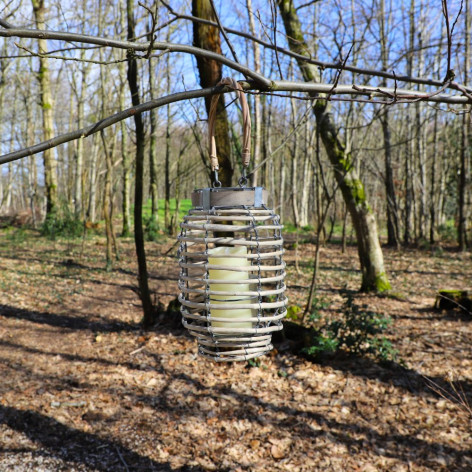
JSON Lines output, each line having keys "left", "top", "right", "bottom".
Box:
{"left": 178, "top": 186, "right": 287, "bottom": 361}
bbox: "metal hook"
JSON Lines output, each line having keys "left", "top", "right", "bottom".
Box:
{"left": 238, "top": 167, "right": 248, "bottom": 188}
{"left": 212, "top": 170, "right": 222, "bottom": 188}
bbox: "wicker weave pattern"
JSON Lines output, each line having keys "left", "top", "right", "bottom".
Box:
{"left": 178, "top": 206, "right": 287, "bottom": 362}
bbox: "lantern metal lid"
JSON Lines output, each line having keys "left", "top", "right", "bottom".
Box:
{"left": 177, "top": 78, "right": 287, "bottom": 362}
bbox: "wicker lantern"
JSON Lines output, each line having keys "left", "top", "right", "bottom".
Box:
{"left": 177, "top": 78, "right": 287, "bottom": 362}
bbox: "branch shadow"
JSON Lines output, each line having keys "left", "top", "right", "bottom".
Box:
{"left": 316, "top": 355, "right": 472, "bottom": 413}
{"left": 141, "top": 356, "right": 472, "bottom": 469}
{"left": 1, "top": 336, "right": 470, "bottom": 470}
{"left": 0, "top": 304, "right": 138, "bottom": 333}
{"left": 0, "top": 405, "right": 214, "bottom": 472}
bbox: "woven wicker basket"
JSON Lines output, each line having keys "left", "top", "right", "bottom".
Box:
{"left": 178, "top": 187, "right": 287, "bottom": 361}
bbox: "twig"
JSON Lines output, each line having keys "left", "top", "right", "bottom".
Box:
{"left": 157, "top": 3, "right": 472, "bottom": 95}
{"left": 0, "top": 26, "right": 272, "bottom": 88}
{"left": 296, "top": 0, "right": 321, "bottom": 10}
{"left": 392, "top": 70, "right": 398, "bottom": 103}
{"left": 208, "top": 0, "right": 239, "bottom": 64}
{"left": 129, "top": 345, "right": 146, "bottom": 355}
{"left": 423, "top": 373, "right": 472, "bottom": 419}
{"left": 14, "top": 42, "right": 129, "bottom": 65}
{"left": 0, "top": 18, "right": 14, "bottom": 29}
{"left": 139, "top": 1, "right": 158, "bottom": 59}
{"left": 327, "top": 43, "right": 354, "bottom": 101}
{"left": 269, "top": 0, "right": 283, "bottom": 79}
{"left": 1, "top": 79, "right": 470, "bottom": 167}
{"left": 441, "top": 0, "right": 463, "bottom": 83}
{"left": 115, "top": 446, "right": 130, "bottom": 472}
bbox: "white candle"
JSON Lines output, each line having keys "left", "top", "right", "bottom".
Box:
{"left": 208, "top": 246, "right": 253, "bottom": 329}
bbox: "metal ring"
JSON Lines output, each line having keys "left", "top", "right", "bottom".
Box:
{"left": 238, "top": 176, "right": 248, "bottom": 188}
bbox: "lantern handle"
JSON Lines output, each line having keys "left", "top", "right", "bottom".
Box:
{"left": 208, "top": 78, "right": 251, "bottom": 173}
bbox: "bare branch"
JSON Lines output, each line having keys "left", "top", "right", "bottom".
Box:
{"left": 0, "top": 18, "right": 14, "bottom": 29}
{"left": 139, "top": 1, "right": 158, "bottom": 58}
{"left": 269, "top": 0, "right": 283, "bottom": 79}
{"left": 1, "top": 77, "right": 470, "bottom": 167}
{"left": 441, "top": 0, "right": 463, "bottom": 83}
{"left": 0, "top": 86, "right": 221, "bottom": 166}
{"left": 14, "top": 42, "right": 130, "bottom": 65}
{"left": 209, "top": 0, "right": 240, "bottom": 64}
{"left": 157, "top": 3, "right": 472, "bottom": 94}
{"left": 0, "top": 27, "right": 272, "bottom": 88}
{"left": 327, "top": 43, "right": 354, "bottom": 101}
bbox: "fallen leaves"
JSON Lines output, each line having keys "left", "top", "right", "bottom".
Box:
{"left": 0, "top": 235, "right": 471, "bottom": 471}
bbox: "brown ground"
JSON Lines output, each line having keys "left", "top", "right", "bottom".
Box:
{"left": 0, "top": 229, "right": 471, "bottom": 472}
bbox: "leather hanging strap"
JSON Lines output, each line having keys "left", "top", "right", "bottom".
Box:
{"left": 207, "top": 78, "right": 251, "bottom": 172}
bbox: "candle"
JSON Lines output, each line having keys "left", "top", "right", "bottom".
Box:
{"left": 208, "top": 246, "right": 253, "bottom": 329}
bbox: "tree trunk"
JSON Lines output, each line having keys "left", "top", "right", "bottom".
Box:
{"left": 430, "top": 109, "right": 438, "bottom": 244}
{"left": 127, "top": 0, "right": 155, "bottom": 327}
{"left": 119, "top": 0, "right": 131, "bottom": 237}
{"left": 382, "top": 111, "right": 400, "bottom": 247}
{"left": 378, "top": 0, "right": 400, "bottom": 247}
{"left": 246, "top": 0, "right": 261, "bottom": 186}
{"left": 31, "top": 0, "right": 58, "bottom": 219}
{"left": 290, "top": 97, "right": 300, "bottom": 228}
{"left": 149, "top": 79, "right": 159, "bottom": 231}
{"left": 148, "top": 22, "right": 159, "bottom": 231}
{"left": 458, "top": 0, "right": 470, "bottom": 250}
{"left": 74, "top": 48, "right": 87, "bottom": 218}
{"left": 192, "top": 0, "right": 232, "bottom": 187}
{"left": 277, "top": 0, "right": 390, "bottom": 292}
{"left": 101, "top": 131, "right": 114, "bottom": 272}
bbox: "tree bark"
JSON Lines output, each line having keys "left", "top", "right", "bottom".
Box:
{"left": 192, "top": 0, "right": 232, "bottom": 187}
{"left": 31, "top": 0, "right": 58, "bottom": 219}
{"left": 149, "top": 68, "right": 159, "bottom": 231}
{"left": 127, "top": 0, "right": 155, "bottom": 327}
{"left": 458, "top": 0, "right": 470, "bottom": 250}
{"left": 148, "top": 22, "right": 159, "bottom": 231}
{"left": 277, "top": 0, "right": 390, "bottom": 292}
{"left": 379, "top": 0, "right": 400, "bottom": 247}
{"left": 119, "top": 0, "right": 131, "bottom": 237}
{"left": 246, "top": 0, "right": 261, "bottom": 186}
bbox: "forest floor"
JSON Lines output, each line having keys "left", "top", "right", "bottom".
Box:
{"left": 0, "top": 228, "right": 471, "bottom": 472}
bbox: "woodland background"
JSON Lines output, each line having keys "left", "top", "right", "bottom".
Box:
{"left": 0, "top": 0, "right": 470, "bottom": 251}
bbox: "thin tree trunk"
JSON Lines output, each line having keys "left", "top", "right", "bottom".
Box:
{"left": 148, "top": 21, "right": 159, "bottom": 231}
{"left": 101, "top": 131, "right": 114, "bottom": 271}
{"left": 74, "top": 49, "right": 86, "bottom": 217}
{"left": 403, "top": 0, "right": 415, "bottom": 245}
{"left": 277, "top": 0, "right": 390, "bottom": 292}
{"left": 127, "top": 0, "right": 155, "bottom": 326}
{"left": 458, "top": 0, "right": 470, "bottom": 250}
{"left": 119, "top": 0, "right": 131, "bottom": 236}
{"left": 88, "top": 137, "right": 98, "bottom": 222}
{"left": 379, "top": 0, "right": 399, "bottom": 247}
{"left": 290, "top": 97, "right": 300, "bottom": 228}
{"left": 430, "top": 109, "right": 438, "bottom": 244}
{"left": 149, "top": 79, "right": 159, "bottom": 231}
{"left": 300, "top": 113, "right": 312, "bottom": 227}
{"left": 31, "top": 0, "right": 58, "bottom": 219}
{"left": 246, "top": 0, "right": 261, "bottom": 186}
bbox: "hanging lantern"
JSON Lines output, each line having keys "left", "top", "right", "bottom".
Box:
{"left": 177, "top": 78, "right": 287, "bottom": 362}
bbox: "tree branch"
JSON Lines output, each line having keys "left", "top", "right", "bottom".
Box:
{"left": 157, "top": 3, "right": 472, "bottom": 94}
{"left": 0, "top": 27, "right": 272, "bottom": 88}
{"left": 1, "top": 79, "right": 470, "bottom": 167}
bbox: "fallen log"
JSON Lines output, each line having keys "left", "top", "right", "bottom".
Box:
{"left": 434, "top": 290, "right": 472, "bottom": 314}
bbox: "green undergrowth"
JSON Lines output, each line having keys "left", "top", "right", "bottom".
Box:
{"left": 294, "top": 293, "right": 399, "bottom": 364}
{"left": 140, "top": 198, "right": 192, "bottom": 223}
